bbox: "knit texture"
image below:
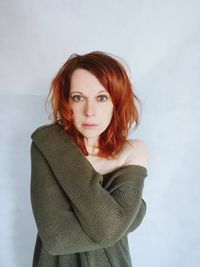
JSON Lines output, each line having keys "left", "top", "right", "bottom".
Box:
{"left": 30, "top": 123, "right": 148, "bottom": 267}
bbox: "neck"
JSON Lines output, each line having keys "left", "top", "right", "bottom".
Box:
{"left": 84, "top": 137, "right": 99, "bottom": 156}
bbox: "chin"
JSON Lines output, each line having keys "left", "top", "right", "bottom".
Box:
{"left": 76, "top": 125, "right": 108, "bottom": 138}
{"left": 82, "top": 132, "right": 100, "bottom": 139}
{"left": 80, "top": 129, "right": 102, "bottom": 138}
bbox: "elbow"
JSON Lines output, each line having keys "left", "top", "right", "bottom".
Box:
{"left": 44, "top": 245, "right": 57, "bottom": 256}
{"left": 42, "top": 238, "right": 58, "bottom": 256}
{"left": 95, "top": 219, "right": 128, "bottom": 247}
{"left": 141, "top": 199, "right": 147, "bottom": 217}
{"left": 40, "top": 232, "right": 63, "bottom": 256}
{"left": 130, "top": 200, "right": 147, "bottom": 232}
{"left": 96, "top": 203, "right": 147, "bottom": 246}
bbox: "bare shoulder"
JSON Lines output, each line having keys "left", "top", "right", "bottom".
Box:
{"left": 123, "top": 139, "right": 149, "bottom": 168}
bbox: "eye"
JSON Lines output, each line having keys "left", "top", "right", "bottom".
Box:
{"left": 97, "top": 95, "right": 109, "bottom": 102}
{"left": 71, "top": 95, "right": 85, "bottom": 102}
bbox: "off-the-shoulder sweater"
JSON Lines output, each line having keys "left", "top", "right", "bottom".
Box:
{"left": 30, "top": 123, "right": 148, "bottom": 267}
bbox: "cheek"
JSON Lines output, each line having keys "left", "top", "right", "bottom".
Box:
{"left": 70, "top": 107, "right": 79, "bottom": 123}
{"left": 108, "top": 105, "right": 114, "bottom": 117}
{"left": 71, "top": 105, "right": 81, "bottom": 116}
{"left": 104, "top": 105, "right": 114, "bottom": 122}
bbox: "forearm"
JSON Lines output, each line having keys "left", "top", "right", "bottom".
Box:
{"left": 125, "top": 199, "right": 147, "bottom": 235}
{"left": 31, "top": 142, "right": 104, "bottom": 255}
{"left": 31, "top": 124, "right": 147, "bottom": 246}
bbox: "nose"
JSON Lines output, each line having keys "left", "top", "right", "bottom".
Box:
{"left": 84, "top": 99, "right": 96, "bottom": 117}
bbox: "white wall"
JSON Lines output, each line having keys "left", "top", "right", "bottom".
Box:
{"left": 0, "top": 0, "right": 199, "bottom": 266}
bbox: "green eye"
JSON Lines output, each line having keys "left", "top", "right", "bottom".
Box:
{"left": 97, "top": 95, "right": 108, "bottom": 102}
{"left": 72, "top": 95, "right": 84, "bottom": 102}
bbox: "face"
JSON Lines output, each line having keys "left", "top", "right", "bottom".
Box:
{"left": 68, "top": 68, "right": 114, "bottom": 146}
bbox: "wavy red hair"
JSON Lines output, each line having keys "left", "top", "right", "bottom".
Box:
{"left": 45, "top": 51, "right": 143, "bottom": 159}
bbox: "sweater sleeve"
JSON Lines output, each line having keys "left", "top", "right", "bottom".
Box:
{"left": 31, "top": 142, "right": 101, "bottom": 255}
{"left": 125, "top": 199, "right": 147, "bottom": 235}
{"left": 31, "top": 124, "right": 148, "bottom": 250}
{"left": 30, "top": 142, "right": 146, "bottom": 256}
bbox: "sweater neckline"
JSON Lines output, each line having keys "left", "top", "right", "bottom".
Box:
{"left": 90, "top": 163, "right": 147, "bottom": 177}
{"left": 31, "top": 123, "right": 148, "bottom": 178}
{"left": 61, "top": 124, "right": 148, "bottom": 177}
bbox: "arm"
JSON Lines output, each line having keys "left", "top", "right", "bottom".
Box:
{"left": 125, "top": 199, "right": 147, "bottom": 235}
{"left": 31, "top": 124, "right": 148, "bottom": 253}
{"left": 31, "top": 142, "right": 146, "bottom": 255}
{"left": 30, "top": 142, "right": 102, "bottom": 255}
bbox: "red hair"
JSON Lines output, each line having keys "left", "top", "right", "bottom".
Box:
{"left": 45, "top": 51, "right": 143, "bottom": 159}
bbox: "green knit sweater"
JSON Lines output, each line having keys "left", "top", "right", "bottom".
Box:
{"left": 30, "top": 123, "right": 148, "bottom": 267}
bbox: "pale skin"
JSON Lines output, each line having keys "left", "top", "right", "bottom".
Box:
{"left": 68, "top": 68, "right": 149, "bottom": 174}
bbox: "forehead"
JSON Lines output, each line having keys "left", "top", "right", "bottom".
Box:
{"left": 70, "top": 68, "right": 107, "bottom": 93}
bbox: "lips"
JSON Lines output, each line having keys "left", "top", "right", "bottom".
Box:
{"left": 82, "top": 123, "right": 98, "bottom": 126}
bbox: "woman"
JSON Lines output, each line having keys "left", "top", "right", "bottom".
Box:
{"left": 30, "top": 51, "right": 149, "bottom": 267}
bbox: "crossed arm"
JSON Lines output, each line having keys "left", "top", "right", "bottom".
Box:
{"left": 30, "top": 141, "right": 147, "bottom": 256}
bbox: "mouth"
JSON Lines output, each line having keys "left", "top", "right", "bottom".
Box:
{"left": 82, "top": 123, "right": 98, "bottom": 127}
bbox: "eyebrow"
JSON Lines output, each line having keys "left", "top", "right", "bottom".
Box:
{"left": 70, "top": 90, "right": 108, "bottom": 94}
